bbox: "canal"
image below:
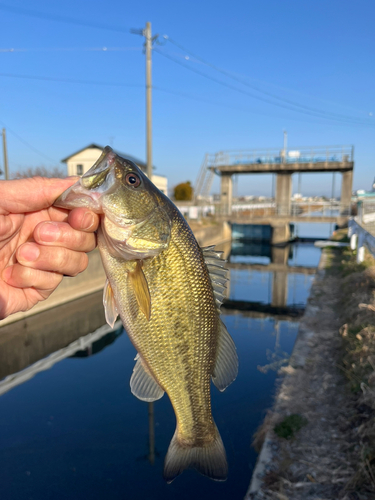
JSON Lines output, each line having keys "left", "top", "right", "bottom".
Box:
{"left": 0, "top": 240, "right": 322, "bottom": 500}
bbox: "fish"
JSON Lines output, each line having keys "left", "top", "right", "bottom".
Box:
{"left": 54, "top": 146, "right": 238, "bottom": 482}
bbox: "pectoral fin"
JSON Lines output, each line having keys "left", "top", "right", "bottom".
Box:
{"left": 128, "top": 261, "right": 151, "bottom": 321}
{"left": 212, "top": 318, "right": 238, "bottom": 391}
{"left": 130, "top": 354, "right": 164, "bottom": 402}
{"left": 103, "top": 279, "right": 119, "bottom": 328}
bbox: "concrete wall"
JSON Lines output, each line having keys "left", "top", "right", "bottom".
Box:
{"left": 0, "top": 250, "right": 106, "bottom": 327}
{"left": 193, "top": 221, "right": 232, "bottom": 246}
{"left": 0, "top": 291, "right": 106, "bottom": 379}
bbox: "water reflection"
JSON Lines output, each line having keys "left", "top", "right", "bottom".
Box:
{"left": 222, "top": 241, "right": 317, "bottom": 314}
{"left": 0, "top": 240, "right": 321, "bottom": 500}
{"left": 0, "top": 320, "right": 123, "bottom": 397}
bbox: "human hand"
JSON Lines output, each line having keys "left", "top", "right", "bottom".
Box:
{"left": 0, "top": 177, "right": 99, "bottom": 319}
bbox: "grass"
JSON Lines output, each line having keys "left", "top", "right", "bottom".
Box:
{"left": 331, "top": 227, "right": 350, "bottom": 243}
{"left": 329, "top": 243, "right": 375, "bottom": 492}
{"left": 274, "top": 414, "right": 308, "bottom": 440}
{"left": 328, "top": 245, "right": 375, "bottom": 392}
{"left": 325, "top": 245, "right": 374, "bottom": 278}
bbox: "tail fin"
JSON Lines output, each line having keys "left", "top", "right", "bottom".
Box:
{"left": 163, "top": 426, "right": 228, "bottom": 483}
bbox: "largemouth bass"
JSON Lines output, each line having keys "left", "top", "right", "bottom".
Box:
{"left": 55, "top": 147, "right": 238, "bottom": 482}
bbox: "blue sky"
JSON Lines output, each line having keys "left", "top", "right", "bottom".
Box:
{"left": 0, "top": 0, "right": 374, "bottom": 196}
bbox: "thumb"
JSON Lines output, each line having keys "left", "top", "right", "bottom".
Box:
{"left": 0, "top": 177, "right": 78, "bottom": 214}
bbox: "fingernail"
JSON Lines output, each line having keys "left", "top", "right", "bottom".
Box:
{"left": 18, "top": 243, "right": 40, "bottom": 262}
{"left": 39, "top": 222, "right": 61, "bottom": 242}
{"left": 2, "top": 266, "right": 13, "bottom": 282}
{"left": 82, "top": 212, "right": 94, "bottom": 230}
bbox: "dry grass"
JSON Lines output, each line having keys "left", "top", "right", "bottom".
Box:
{"left": 250, "top": 244, "right": 375, "bottom": 500}
{"left": 332, "top": 247, "right": 375, "bottom": 495}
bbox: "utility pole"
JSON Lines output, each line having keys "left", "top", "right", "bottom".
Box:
{"left": 145, "top": 22, "right": 153, "bottom": 180}
{"left": 2, "top": 128, "right": 9, "bottom": 180}
{"left": 131, "top": 22, "right": 156, "bottom": 180}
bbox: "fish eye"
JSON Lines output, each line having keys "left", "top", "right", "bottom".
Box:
{"left": 125, "top": 172, "right": 141, "bottom": 187}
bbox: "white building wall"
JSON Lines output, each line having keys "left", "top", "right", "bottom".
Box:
{"left": 152, "top": 174, "right": 168, "bottom": 195}
{"left": 66, "top": 148, "right": 103, "bottom": 177}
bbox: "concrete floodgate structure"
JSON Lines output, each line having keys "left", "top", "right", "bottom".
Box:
{"left": 195, "top": 146, "right": 354, "bottom": 245}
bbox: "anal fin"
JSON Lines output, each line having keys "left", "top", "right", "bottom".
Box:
{"left": 212, "top": 318, "right": 238, "bottom": 391}
{"left": 130, "top": 354, "right": 164, "bottom": 402}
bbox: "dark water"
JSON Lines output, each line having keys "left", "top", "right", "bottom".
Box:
{"left": 0, "top": 242, "right": 321, "bottom": 500}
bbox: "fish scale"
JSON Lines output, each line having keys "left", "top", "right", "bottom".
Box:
{"left": 54, "top": 146, "right": 238, "bottom": 482}
{"left": 100, "top": 209, "right": 217, "bottom": 441}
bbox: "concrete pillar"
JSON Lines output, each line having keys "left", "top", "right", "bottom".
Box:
{"left": 271, "top": 245, "right": 290, "bottom": 265}
{"left": 271, "top": 223, "right": 291, "bottom": 245}
{"left": 357, "top": 233, "right": 365, "bottom": 263}
{"left": 271, "top": 272, "right": 288, "bottom": 307}
{"left": 275, "top": 173, "right": 292, "bottom": 216}
{"left": 340, "top": 170, "right": 353, "bottom": 215}
{"left": 220, "top": 174, "right": 233, "bottom": 216}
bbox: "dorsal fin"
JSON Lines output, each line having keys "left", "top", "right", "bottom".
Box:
{"left": 202, "top": 246, "right": 229, "bottom": 310}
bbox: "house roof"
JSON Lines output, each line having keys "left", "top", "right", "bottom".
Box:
{"left": 61, "top": 143, "right": 149, "bottom": 171}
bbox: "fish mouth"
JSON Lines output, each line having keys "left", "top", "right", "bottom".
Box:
{"left": 54, "top": 146, "right": 116, "bottom": 212}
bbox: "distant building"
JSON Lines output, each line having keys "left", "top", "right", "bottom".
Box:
{"left": 61, "top": 144, "right": 168, "bottom": 195}
{"left": 292, "top": 193, "right": 303, "bottom": 200}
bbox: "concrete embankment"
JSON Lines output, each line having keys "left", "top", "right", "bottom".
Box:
{"left": 0, "top": 248, "right": 106, "bottom": 327}
{"left": 189, "top": 220, "right": 231, "bottom": 247}
{"left": 0, "top": 221, "right": 231, "bottom": 327}
{"left": 246, "top": 249, "right": 345, "bottom": 498}
{"left": 246, "top": 244, "right": 375, "bottom": 500}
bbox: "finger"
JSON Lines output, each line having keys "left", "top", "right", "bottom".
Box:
{"left": 16, "top": 242, "right": 89, "bottom": 277}
{"left": 68, "top": 208, "right": 100, "bottom": 233}
{"left": 0, "top": 177, "right": 78, "bottom": 215}
{"left": 34, "top": 221, "right": 96, "bottom": 252}
{"left": 2, "top": 264, "right": 63, "bottom": 290}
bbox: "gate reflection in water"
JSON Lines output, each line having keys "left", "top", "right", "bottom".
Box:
{"left": 0, "top": 241, "right": 321, "bottom": 500}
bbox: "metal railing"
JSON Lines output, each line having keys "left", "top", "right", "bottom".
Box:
{"left": 206, "top": 145, "right": 354, "bottom": 169}
{"left": 177, "top": 200, "right": 351, "bottom": 220}
{"left": 228, "top": 200, "right": 349, "bottom": 218}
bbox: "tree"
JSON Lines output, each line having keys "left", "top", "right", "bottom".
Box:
{"left": 11, "top": 166, "right": 66, "bottom": 179}
{"left": 174, "top": 181, "right": 193, "bottom": 201}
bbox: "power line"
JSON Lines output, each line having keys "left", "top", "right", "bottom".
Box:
{"left": 152, "top": 86, "right": 364, "bottom": 128}
{"left": 0, "top": 72, "right": 143, "bottom": 87}
{"left": 0, "top": 3, "right": 132, "bottom": 33}
{"left": 0, "top": 46, "right": 141, "bottom": 53}
{"left": 164, "top": 36, "right": 373, "bottom": 125}
{"left": 157, "top": 48, "right": 375, "bottom": 128}
{"left": 0, "top": 121, "right": 59, "bottom": 164}
{"left": 161, "top": 36, "right": 374, "bottom": 127}
{"left": 0, "top": 67, "right": 362, "bottom": 127}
